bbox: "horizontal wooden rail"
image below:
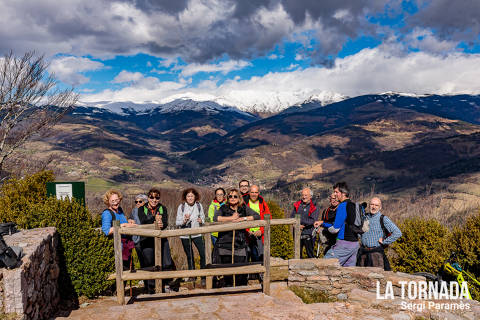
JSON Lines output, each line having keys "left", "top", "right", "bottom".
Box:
{"left": 270, "top": 218, "right": 296, "bottom": 226}
{"left": 112, "top": 214, "right": 301, "bottom": 304}
{"left": 119, "top": 218, "right": 297, "bottom": 238}
{"left": 108, "top": 265, "right": 266, "bottom": 281}
{"left": 119, "top": 220, "right": 267, "bottom": 238}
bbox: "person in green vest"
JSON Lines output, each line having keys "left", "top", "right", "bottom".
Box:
{"left": 137, "top": 188, "right": 176, "bottom": 293}
{"left": 208, "top": 187, "right": 226, "bottom": 245}
{"left": 243, "top": 185, "right": 271, "bottom": 263}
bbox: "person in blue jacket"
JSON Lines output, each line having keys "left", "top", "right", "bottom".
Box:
{"left": 101, "top": 189, "right": 137, "bottom": 270}
{"left": 321, "top": 182, "right": 360, "bottom": 267}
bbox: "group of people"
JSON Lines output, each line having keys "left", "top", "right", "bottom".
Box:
{"left": 294, "top": 182, "right": 402, "bottom": 270}
{"left": 100, "top": 180, "right": 402, "bottom": 293}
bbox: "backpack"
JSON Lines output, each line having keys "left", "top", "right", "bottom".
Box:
{"left": 379, "top": 214, "right": 392, "bottom": 248}
{"left": 350, "top": 202, "right": 369, "bottom": 235}
{"left": 181, "top": 202, "right": 201, "bottom": 214}
{"left": 0, "top": 222, "right": 18, "bottom": 236}
{"left": 0, "top": 235, "right": 21, "bottom": 269}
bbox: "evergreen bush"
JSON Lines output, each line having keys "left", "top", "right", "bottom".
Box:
{"left": 0, "top": 171, "right": 114, "bottom": 298}
{"left": 452, "top": 212, "right": 480, "bottom": 299}
{"left": 267, "top": 200, "right": 294, "bottom": 259}
{"left": 390, "top": 217, "right": 453, "bottom": 274}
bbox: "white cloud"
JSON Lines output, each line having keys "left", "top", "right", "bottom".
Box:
{"left": 48, "top": 56, "right": 104, "bottom": 86}
{"left": 294, "top": 54, "right": 304, "bottom": 61}
{"left": 284, "top": 63, "right": 299, "bottom": 71}
{"left": 176, "top": 60, "right": 252, "bottom": 77}
{"left": 405, "top": 28, "right": 458, "bottom": 54}
{"left": 150, "top": 68, "right": 168, "bottom": 74}
{"left": 81, "top": 47, "right": 480, "bottom": 111}
{"left": 112, "top": 70, "right": 144, "bottom": 83}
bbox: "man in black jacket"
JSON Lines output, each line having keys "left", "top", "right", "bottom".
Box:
{"left": 291, "top": 188, "right": 319, "bottom": 258}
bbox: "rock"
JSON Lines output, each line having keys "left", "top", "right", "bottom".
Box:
{"left": 391, "top": 313, "right": 411, "bottom": 320}
{"left": 337, "top": 293, "right": 348, "bottom": 300}
{"left": 1, "top": 227, "right": 60, "bottom": 320}
{"left": 367, "top": 272, "right": 385, "bottom": 279}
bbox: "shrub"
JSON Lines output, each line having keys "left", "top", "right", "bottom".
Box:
{"left": 268, "top": 200, "right": 294, "bottom": 259}
{"left": 390, "top": 217, "right": 453, "bottom": 274}
{"left": 0, "top": 171, "right": 114, "bottom": 298}
{"left": 452, "top": 211, "right": 480, "bottom": 299}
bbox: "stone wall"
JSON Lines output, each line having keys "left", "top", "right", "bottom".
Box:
{"left": 288, "top": 258, "right": 426, "bottom": 299}
{"left": 1, "top": 227, "right": 60, "bottom": 319}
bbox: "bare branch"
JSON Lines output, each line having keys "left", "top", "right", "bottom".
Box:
{"left": 0, "top": 51, "right": 79, "bottom": 173}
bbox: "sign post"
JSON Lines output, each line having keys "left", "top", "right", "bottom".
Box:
{"left": 46, "top": 182, "right": 85, "bottom": 204}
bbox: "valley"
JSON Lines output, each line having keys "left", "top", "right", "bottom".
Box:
{"left": 9, "top": 94, "right": 480, "bottom": 224}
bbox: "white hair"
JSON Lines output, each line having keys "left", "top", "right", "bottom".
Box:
{"left": 302, "top": 188, "right": 313, "bottom": 197}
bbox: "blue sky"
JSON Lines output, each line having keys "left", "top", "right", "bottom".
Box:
{"left": 1, "top": 0, "right": 480, "bottom": 111}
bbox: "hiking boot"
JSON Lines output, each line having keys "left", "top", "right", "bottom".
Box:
{"left": 168, "top": 279, "right": 181, "bottom": 292}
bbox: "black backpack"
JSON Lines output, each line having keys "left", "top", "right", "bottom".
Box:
{"left": 380, "top": 215, "right": 392, "bottom": 248}
{"left": 0, "top": 222, "right": 18, "bottom": 236}
{"left": 0, "top": 235, "right": 21, "bottom": 269}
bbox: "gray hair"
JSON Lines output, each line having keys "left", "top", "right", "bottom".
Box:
{"left": 135, "top": 194, "right": 148, "bottom": 202}
{"left": 302, "top": 188, "right": 313, "bottom": 197}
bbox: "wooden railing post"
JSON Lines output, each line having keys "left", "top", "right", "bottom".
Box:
{"left": 154, "top": 220, "right": 162, "bottom": 293}
{"left": 204, "top": 233, "right": 213, "bottom": 289}
{"left": 294, "top": 214, "right": 301, "bottom": 259}
{"left": 263, "top": 214, "right": 271, "bottom": 295}
{"left": 113, "top": 220, "right": 125, "bottom": 305}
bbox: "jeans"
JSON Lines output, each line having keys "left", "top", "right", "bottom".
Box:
{"left": 211, "top": 235, "right": 217, "bottom": 246}
{"left": 181, "top": 236, "right": 206, "bottom": 270}
{"left": 324, "top": 239, "right": 359, "bottom": 267}
{"left": 248, "top": 235, "right": 263, "bottom": 262}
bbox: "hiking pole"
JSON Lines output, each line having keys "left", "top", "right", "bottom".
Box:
{"left": 129, "top": 257, "right": 133, "bottom": 297}
{"left": 232, "top": 230, "right": 235, "bottom": 287}
{"left": 313, "top": 227, "right": 320, "bottom": 258}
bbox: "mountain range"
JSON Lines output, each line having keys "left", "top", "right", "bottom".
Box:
{"left": 14, "top": 93, "right": 480, "bottom": 214}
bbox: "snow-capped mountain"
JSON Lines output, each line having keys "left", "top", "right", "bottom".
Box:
{"left": 79, "top": 90, "right": 347, "bottom": 114}
{"left": 78, "top": 98, "right": 256, "bottom": 117}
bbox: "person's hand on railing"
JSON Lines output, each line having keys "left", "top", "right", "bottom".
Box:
{"left": 155, "top": 214, "right": 163, "bottom": 228}
{"left": 231, "top": 212, "right": 239, "bottom": 221}
{"left": 120, "top": 222, "right": 137, "bottom": 228}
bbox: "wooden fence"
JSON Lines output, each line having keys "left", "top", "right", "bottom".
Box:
{"left": 111, "top": 214, "right": 301, "bottom": 305}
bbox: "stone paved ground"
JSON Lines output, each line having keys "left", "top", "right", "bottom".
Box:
{"left": 58, "top": 282, "right": 480, "bottom": 320}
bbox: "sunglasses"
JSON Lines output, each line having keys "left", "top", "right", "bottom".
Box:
{"left": 228, "top": 194, "right": 239, "bottom": 199}
{"left": 135, "top": 200, "right": 144, "bottom": 204}
{"left": 149, "top": 196, "right": 160, "bottom": 200}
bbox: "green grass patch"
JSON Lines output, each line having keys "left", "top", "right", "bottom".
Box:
{"left": 289, "top": 285, "right": 335, "bottom": 303}
{"left": 86, "top": 177, "right": 115, "bottom": 192}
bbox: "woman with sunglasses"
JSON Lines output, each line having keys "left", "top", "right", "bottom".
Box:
{"left": 213, "top": 188, "right": 260, "bottom": 286}
{"left": 101, "top": 189, "right": 137, "bottom": 270}
{"left": 207, "top": 187, "right": 226, "bottom": 245}
{"left": 131, "top": 194, "right": 148, "bottom": 271}
{"left": 137, "top": 188, "right": 176, "bottom": 293}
